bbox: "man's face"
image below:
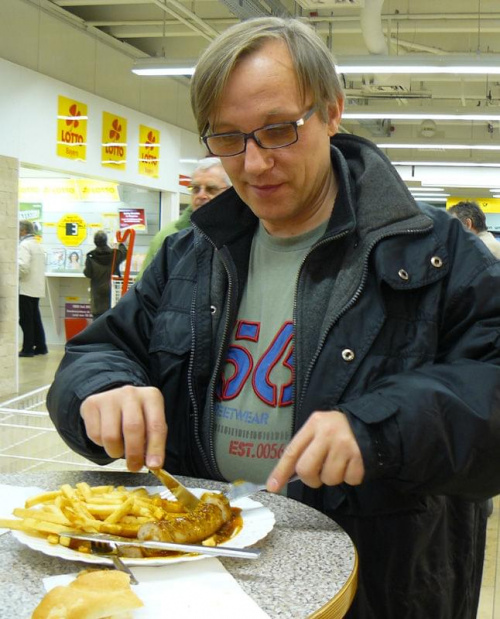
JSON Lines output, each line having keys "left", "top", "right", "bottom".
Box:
{"left": 208, "top": 39, "right": 343, "bottom": 236}
{"left": 189, "top": 166, "right": 229, "bottom": 211}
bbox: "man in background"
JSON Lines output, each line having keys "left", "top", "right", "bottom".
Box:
{"left": 84, "top": 230, "right": 127, "bottom": 320}
{"left": 449, "top": 199, "right": 500, "bottom": 258}
{"left": 18, "top": 220, "right": 47, "bottom": 357}
{"left": 136, "top": 157, "right": 230, "bottom": 279}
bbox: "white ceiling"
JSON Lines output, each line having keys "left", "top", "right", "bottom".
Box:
{"left": 34, "top": 1, "right": 500, "bottom": 198}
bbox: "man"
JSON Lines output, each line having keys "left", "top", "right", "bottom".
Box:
{"left": 18, "top": 220, "right": 48, "bottom": 357}
{"left": 448, "top": 199, "right": 500, "bottom": 258}
{"left": 47, "top": 18, "right": 500, "bottom": 619}
{"left": 136, "top": 157, "right": 230, "bottom": 279}
{"left": 83, "top": 230, "right": 127, "bottom": 319}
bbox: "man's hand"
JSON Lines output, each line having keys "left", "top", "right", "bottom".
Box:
{"left": 266, "top": 411, "right": 365, "bottom": 493}
{"left": 80, "top": 385, "right": 167, "bottom": 472}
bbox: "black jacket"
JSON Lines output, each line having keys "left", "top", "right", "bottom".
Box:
{"left": 83, "top": 243, "right": 126, "bottom": 316}
{"left": 48, "top": 135, "right": 500, "bottom": 618}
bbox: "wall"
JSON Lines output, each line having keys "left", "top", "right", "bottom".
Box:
{"left": 0, "top": 0, "right": 197, "bottom": 133}
{"left": 0, "top": 156, "right": 19, "bottom": 395}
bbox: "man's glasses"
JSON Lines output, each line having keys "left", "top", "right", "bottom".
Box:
{"left": 202, "top": 106, "right": 317, "bottom": 157}
{"left": 188, "top": 183, "right": 228, "bottom": 197}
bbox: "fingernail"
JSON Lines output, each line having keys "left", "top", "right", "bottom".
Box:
{"left": 147, "top": 455, "right": 162, "bottom": 468}
{"left": 267, "top": 477, "right": 279, "bottom": 493}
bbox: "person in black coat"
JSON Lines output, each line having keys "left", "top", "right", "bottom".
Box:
{"left": 83, "top": 231, "right": 126, "bottom": 319}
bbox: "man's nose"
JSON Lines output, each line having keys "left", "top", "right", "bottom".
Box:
{"left": 243, "top": 138, "right": 273, "bottom": 175}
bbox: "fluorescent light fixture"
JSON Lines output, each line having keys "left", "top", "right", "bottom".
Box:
{"left": 335, "top": 54, "right": 500, "bottom": 75}
{"left": 378, "top": 143, "right": 500, "bottom": 151}
{"left": 408, "top": 187, "right": 445, "bottom": 192}
{"left": 413, "top": 197, "right": 448, "bottom": 203}
{"left": 410, "top": 193, "right": 450, "bottom": 198}
{"left": 132, "top": 57, "right": 195, "bottom": 76}
{"left": 343, "top": 111, "right": 500, "bottom": 121}
{"left": 491, "top": 195, "right": 500, "bottom": 198}
{"left": 393, "top": 161, "right": 500, "bottom": 167}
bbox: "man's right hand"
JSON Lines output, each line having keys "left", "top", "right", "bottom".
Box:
{"left": 80, "top": 385, "right": 167, "bottom": 472}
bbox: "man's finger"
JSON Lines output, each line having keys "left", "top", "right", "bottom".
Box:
{"left": 143, "top": 391, "right": 168, "bottom": 469}
{"left": 266, "top": 430, "right": 312, "bottom": 492}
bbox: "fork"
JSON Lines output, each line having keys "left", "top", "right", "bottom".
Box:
{"left": 90, "top": 540, "right": 139, "bottom": 585}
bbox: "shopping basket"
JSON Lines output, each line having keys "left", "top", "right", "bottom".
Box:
{"left": 0, "top": 385, "right": 127, "bottom": 473}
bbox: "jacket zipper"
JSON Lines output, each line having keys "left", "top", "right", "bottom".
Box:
{"left": 188, "top": 226, "right": 234, "bottom": 479}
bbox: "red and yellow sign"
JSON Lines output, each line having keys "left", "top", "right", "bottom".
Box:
{"left": 447, "top": 197, "right": 500, "bottom": 214}
{"left": 102, "top": 111, "right": 127, "bottom": 170}
{"left": 138, "top": 125, "right": 160, "bottom": 178}
{"left": 57, "top": 96, "right": 88, "bottom": 161}
{"left": 57, "top": 213, "right": 87, "bottom": 247}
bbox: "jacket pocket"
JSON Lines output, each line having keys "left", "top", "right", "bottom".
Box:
{"left": 149, "top": 275, "right": 195, "bottom": 355}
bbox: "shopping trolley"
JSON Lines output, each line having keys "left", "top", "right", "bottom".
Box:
{"left": 0, "top": 386, "right": 127, "bottom": 473}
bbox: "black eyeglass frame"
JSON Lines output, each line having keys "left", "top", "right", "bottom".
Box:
{"left": 202, "top": 106, "right": 318, "bottom": 157}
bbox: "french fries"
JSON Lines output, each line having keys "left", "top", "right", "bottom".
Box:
{"left": 0, "top": 483, "right": 188, "bottom": 551}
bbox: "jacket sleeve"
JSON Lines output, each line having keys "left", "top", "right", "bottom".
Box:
{"left": 83, "top": 255, "right": 92, "bottom": 278}
{"left": 342, "top": 234, "right": 500, "bottom": 501}
{"left": 18, "top": 242, "right": 31, "bottom": 279}
{"left": 47, "top": 238, "right": 174, "bottom": 464}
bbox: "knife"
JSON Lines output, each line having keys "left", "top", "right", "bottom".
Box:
{"left": 148, "top": 468, "right": 200, "bottom": 512}
{"left": 62, "top": 531, "right": 261, "bottom": 560}
{"left": 225, "top": 474, "right": 300, "bottom": 502}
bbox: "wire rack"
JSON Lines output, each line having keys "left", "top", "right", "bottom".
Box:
{"left": 0, "top": 385, "right": 127, "bottom": 474}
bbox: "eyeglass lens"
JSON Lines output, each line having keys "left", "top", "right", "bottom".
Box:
{"left": 205, "top": 123, "right": 298, "bottom": 157}
{"left": 189, "top": 184, "right": 226, "bottom": 195}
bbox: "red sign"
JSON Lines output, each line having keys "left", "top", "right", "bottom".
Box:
{"left": 119, "top": 208, "right": 146, "bottom": 231}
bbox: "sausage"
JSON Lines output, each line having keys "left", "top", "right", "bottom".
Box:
{"left": 137, "top": 491, "right": 232, "bottom": 545}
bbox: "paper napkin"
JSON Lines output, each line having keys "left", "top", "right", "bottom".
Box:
{"left": 42, "top": 559, "right": 271, "bottom": 618}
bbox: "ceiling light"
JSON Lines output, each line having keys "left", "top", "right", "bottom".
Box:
{"left": 411, "top": 193, "right": 450, "bottom": 198}
{"left": 132, "top": 58, "right": 195, "bottom": 76}
{"left": 408, "top": 187, "right": 445, "bottom": 192}
{"left": 343, "top": 111, "right": 500, "bottom": 122}
{"left": 393, "top": 161, "right": 500, "bottom": 167}
{"left": 335, "top": 54, "right": 500, "bottom": 75}
{"left": 377, "top": 143, "right": 500, "bottom": 151}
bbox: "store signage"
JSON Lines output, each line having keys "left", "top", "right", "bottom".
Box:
{"left": 65, "top": 302, "right": 92, "bottom": 319}
{"left": 102, "top": 111, "right": 127, "bottom": 170}
{"left": 57, "top": 213, "right": 87, "bottom": 246}
{"left": 57, "top": 95, "right": 88, "bottom": 161}
{"left": 119, "top": 208, "right": 146, "bottom": 231}
{"left": 138, "top": 125, "right": 160, "bottom": 178}
{"left": 179, "top": 174, "right": 191, "bottom": 188}
{"left": 19, "top": 178, "right": 119, "bottom": 203}
{"left": 19, "top": 203, "right": 43, "bottom": 237}
{"left": 447, "top": 196, "right": 500, "bottom": 213}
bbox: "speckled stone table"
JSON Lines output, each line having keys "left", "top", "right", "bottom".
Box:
{"left": 0, "top": 471, "right": 357, "bottom": 619}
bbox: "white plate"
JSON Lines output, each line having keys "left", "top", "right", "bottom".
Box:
{"left": 12, "top": 486, "right": 275, "bottom": 566}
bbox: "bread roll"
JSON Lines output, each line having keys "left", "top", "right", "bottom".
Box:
{"left": 31, "top": 569, "right": 143, "bottom": 619}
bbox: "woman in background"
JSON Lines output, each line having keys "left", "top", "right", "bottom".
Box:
{"left": 84, "top": 231, "right": 126, "bottom": 320}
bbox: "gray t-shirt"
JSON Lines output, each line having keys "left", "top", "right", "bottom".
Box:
{"left": 214, "top": 220, "right": 328, "bottom": 483}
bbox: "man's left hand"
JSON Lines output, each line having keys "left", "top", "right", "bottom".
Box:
{"left": 266, "top": 411, "right": 365, "bottom": 493}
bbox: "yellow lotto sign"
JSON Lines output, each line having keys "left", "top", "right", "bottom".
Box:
{"left": 102, "top": 111, "right": 127, "bottom": 170}
{"left": 57, "top": 213, "right": 87, "bottom": 247}
{"left": 57, "top": 96, "right": 88, "bottom": 161}
{"left": 447, "top": 197, "right": 500, "bottom": 214}
{"left": 138, "top": 125, "right": 160, "bottom": 178}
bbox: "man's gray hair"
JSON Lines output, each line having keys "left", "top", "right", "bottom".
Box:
{"left": 194, "top": 157, "right": 231, "bottom": 186}
{"left": 19, "top": 220, "right": 35, "bottom": 235}
{"left": 448, "top": 200, "right": 488, "bottom": 233}
{"left": 190, "top": 17, "right": 344, "bottom": 138}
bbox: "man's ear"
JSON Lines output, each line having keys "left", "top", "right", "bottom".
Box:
{"left": 465, "top": 217, "right": 474, "bottom": 230}
{"left": 327, "top": 97, "right": 344, "bottom": 137}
